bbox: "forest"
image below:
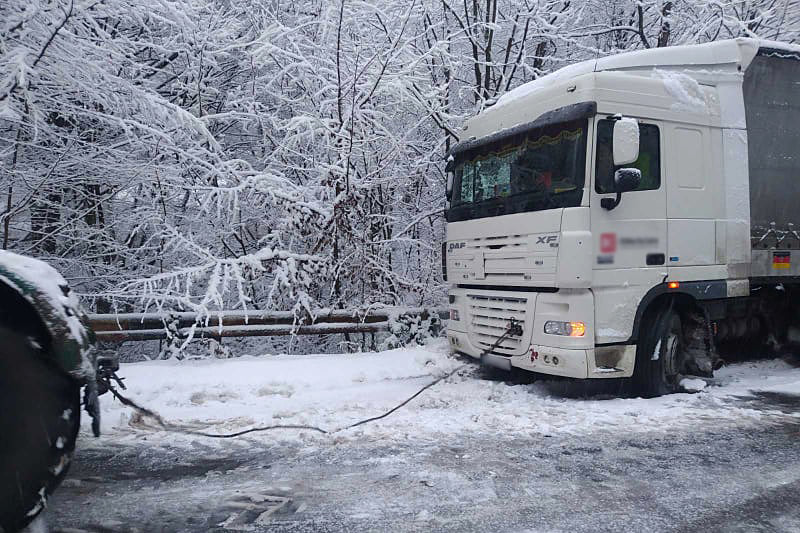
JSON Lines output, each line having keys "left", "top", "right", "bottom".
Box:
{"left": 1, "top": 0, "right": 798, "bottom": 353}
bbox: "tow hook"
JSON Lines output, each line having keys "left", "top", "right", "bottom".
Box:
{"left": 83, "top": 351, "right": 122, "bottom": 437}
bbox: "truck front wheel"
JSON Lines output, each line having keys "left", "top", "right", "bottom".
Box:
{"left": 0, "top": 326, "right": 80, "bottom": 532}
{"left": 632, "top": 308, "right": 685, "bottom": 397}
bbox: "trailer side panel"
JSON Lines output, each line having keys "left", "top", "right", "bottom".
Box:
{"left": 744, "top": 49, "right": 800, "bottom": 252}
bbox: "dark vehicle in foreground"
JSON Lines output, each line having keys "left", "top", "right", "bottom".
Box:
{"left": 0, "top": 251, "right": 104, "bottom": 532}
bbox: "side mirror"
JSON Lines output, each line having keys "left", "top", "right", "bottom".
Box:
{"left": 446, "top": 171, "right": 454, "bottom": 201}
{"left": 613, "top": 118, "right": 640, "bottom": 166}
{"left": 445, "top": 157, "right": 455, "bottom": 201}
{"left": 601, "top": 168, "right": 642, "bottom": 210}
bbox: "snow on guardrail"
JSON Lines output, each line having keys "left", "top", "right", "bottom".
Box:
{"left": 89, "top": 307, "right": 448, "bottom": 343}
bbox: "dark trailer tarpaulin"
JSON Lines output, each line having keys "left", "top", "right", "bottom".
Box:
{"left": 744, "top": 47, "right": 800, "bottom": 249}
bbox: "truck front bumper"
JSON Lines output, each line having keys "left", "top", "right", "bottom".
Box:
{"left": 449, "top": 330, "right": 635, "bottom": 379}
{"left": 449, "top": 329, "right": 591, "bottom": 378}
{"left": 447, "top": 286, "right": 635, "bottom": 379}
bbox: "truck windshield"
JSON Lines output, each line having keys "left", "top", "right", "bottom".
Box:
{"left": 447, "top": 119, "right": 587, "bottom": 222}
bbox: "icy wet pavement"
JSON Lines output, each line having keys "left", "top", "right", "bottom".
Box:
{"left": 43, "top": 343, "right": 800, "bottom": 532}
{"left": 47, "top": 407, "right": 800, "bottom": 532}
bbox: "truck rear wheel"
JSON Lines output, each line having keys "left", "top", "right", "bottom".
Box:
{"left": 0, "top": 326, "right": 80, "bottom": 533}
{"left": 632, "top": 308, "right": 685, "bottom": 397}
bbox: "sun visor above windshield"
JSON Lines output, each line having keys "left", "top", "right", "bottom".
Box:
{"left": 448, "top": 101, "right": 597, "bottom": 159}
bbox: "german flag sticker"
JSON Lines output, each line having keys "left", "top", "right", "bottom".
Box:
{"left": 773, "top": 251, "right": 791, "bottom": 269}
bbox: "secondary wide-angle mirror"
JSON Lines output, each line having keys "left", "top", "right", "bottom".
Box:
{"left": 614, "top": 167, "right": 642, "bottom": 192}
{"left": 601, "top": 168, "right": 642, "bottom": 210}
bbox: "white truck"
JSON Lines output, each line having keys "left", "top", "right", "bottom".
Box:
{"left": 443, "top": 38, "right": 800, "bottom": 396}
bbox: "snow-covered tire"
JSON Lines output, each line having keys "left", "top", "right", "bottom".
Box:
{"left": 0, "top": 326, "right": 80, "bottom": 533}
{"left": 631, "top": 307, "right": 684, "bottom": 398}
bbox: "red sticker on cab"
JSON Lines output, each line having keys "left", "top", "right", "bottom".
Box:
{"left": 600, "top": 232, "right": 617, "bottom": 253}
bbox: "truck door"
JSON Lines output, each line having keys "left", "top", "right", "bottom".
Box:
{"left": 590, "top": 117, "right": 667, "bottom": 318}
{"left": 665, "top": 124, "right": 717, "bottom": 267}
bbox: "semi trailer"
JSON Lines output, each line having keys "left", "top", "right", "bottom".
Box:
{"left": 443, "top": 38, "right": 800, "bottom": 396}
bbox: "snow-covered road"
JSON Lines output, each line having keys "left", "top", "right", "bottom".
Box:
{"left": 46, "top": 341, "right": 800, "bottom": 532}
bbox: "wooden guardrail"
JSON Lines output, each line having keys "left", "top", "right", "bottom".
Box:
{"left": 88, "top": 307, "right": 448, "bottom": 343}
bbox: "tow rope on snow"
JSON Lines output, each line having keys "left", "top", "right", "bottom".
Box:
{"left": 100, "top": 319, "right": 523, "bottom": 439}
{"left": 103, "top": 365, "right": 466, "bottom": 437}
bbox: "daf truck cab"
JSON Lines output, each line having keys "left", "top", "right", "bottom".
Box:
{"left": 444, "top": 38, "right": 800, "bottom": 396}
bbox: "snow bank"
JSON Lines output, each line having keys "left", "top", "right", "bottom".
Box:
{"left": 84, "top": 342, "right": 800, "bottom": 448}
{"left": 90, "top": 342, "right": 459, "bottom": 440}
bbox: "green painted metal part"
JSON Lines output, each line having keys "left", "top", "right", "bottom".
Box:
{"left": 0, "top": 251, "right": 95, "bottom": 382}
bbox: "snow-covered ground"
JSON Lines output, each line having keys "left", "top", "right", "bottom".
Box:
{"left": 87, "top": 339, "right": 800, "bottom": 445}
{"left": 49, "top": 341, "right": 800, "bottom": 533}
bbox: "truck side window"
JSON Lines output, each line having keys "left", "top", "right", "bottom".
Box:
{"left": 595, "top": 119, "right": 661, "bottom": 194}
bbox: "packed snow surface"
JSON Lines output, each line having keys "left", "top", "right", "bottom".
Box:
{"left": 679, "top": 377, "right": 708, "bottom": 392}
{"left": 87, "top": 340, "right": 800, "bottom": 446}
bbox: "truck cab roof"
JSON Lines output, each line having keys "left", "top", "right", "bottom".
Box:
{"left": 458, "top": 38, "right": 800, "bottom": 146}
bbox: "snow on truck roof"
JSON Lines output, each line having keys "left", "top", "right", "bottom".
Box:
{"left": 451, "top": 38, "right": 799, "bottom": 149}
{"left": 493, "top": 38, "right": 799, "bottom": 110}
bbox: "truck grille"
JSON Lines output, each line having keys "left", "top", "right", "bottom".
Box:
{"left": 467, "top": 294, "right": 528, "bottom": 355}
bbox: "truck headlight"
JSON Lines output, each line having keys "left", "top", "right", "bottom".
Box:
{"left": 449, "top": 309, "right": 460, "bottom": 321}
{"left": 544, "top": 320, "right": 586, "bottom": 337}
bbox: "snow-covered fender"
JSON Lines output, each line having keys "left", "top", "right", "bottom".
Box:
{"left": 0, "top": 250, "right": 95, "bottom": 383}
